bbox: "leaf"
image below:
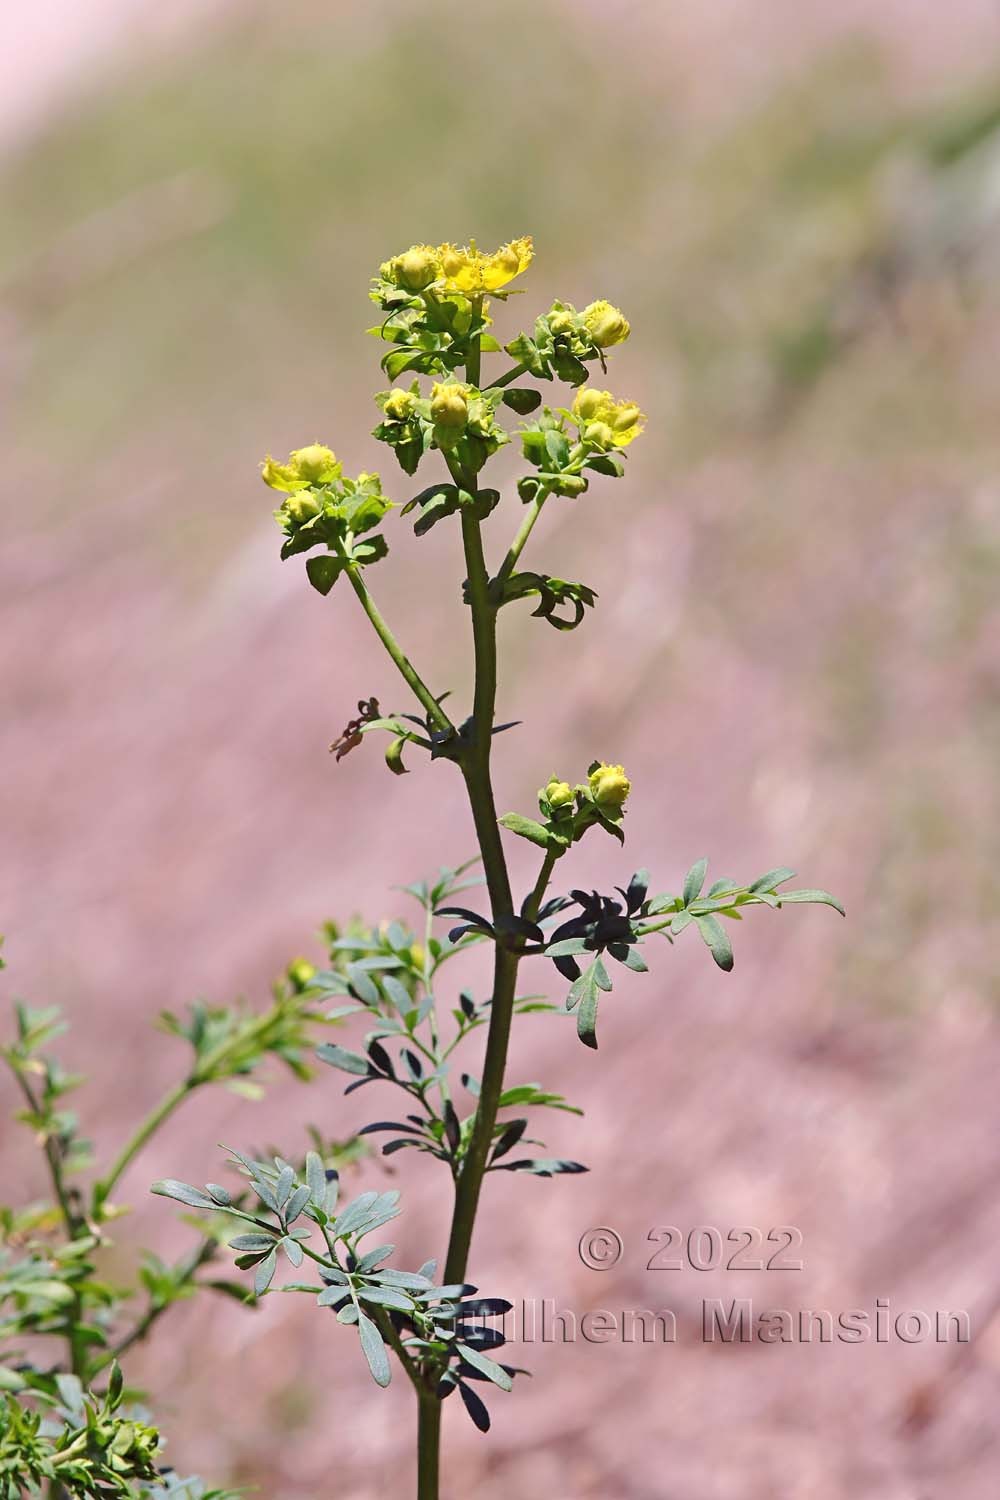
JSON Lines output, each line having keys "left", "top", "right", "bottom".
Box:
{"left": 748, "top": 866, "right": 796, "bottom": 893}
{"left": 229, "top": 1234, "right": 279, "bottom": 1253}
{"left": 316, "top": 1043, "right": 371, "bottom": 1076}
{"left": 317, "top": 1284, "right": 350, "bottom": 1308}
{"left": 490, "top": 1119, "right": 528, "bottom": 1162}
{"left": 696, "top": 914, "right": 734, "bottom": 971}
{"left": 683, "top": 858, "right": 709, "bottom": 906}
{"left": 456, "top": 1342, "right": 513, "bottom": 1391}
{"left": 502, "top": 386, "right": 542, "bottom": 415}
{"left": 357, "top": 1285, "right": 414, "bottom": 1312}
{"left": 494, "top": 1157, "right": 588, "bottom": 1176}
{"left": 498, "top": 812, "right": 552, "bottom": 850}
{"left": 616, "top": 946, "right": 648, "bottom": 972}
{"left": 254, "top": 1249, "right": 278, "bottom": 1296}
{"left": 358, "top": 1311, "right": 392, "bottom": 1387}
{"left": 459, "top": 1379, "right": 492, "bottom": 1431}
{"left": 776, "top": 888, "right": 845, "bottom": 916}
{"left": 305, "top": 554, "right": 343, "bottom": 596}
{"left": 569, "top": 954, "right": 611, "bottom": 1050}
{"left": 385, "top": 736, "right": 409, "bottom": 775}
{"left": 151, "top": 1179, "right": 216, "bottom": 1210}
{"left": 306, "top": 1151, "right": 328, "bottom": 1206}
{"left": 544, "top": 938, "right": 591, "bottom": 958}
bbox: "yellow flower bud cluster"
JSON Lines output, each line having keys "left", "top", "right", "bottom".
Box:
{"left": 377, "top": 237, "right": 534, "bottom": 298}
{"left": 260, "top": 444, "right": 341, "bottom": 493}
{"left": 571, "top": 389, "right": 645, "bottom": 449}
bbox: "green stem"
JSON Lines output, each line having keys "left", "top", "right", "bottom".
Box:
{"left": 495, "top": 494, "right": 547, "bottom": 589}
{"left": 9, "top": 1068, "right": 89, "bottom": 1379}
{"left": 344, "top": 561, "right": 454, "bottom": 736}
{"left": 417, "top": 1394, "right": 441, "bottom": 1500}
{"left": 96, "top": 1081, "right": 192, "bottom": 1208}
{"left": 524, "top": 847, "right": 559, "bottom": 924}
{"left": 483, "top": 360, "right": 527, "bottom": 391}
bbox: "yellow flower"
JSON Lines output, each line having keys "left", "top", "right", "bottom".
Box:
{"left": 438, "top": 236, "right": 534, "bottom": 294}
{"left": 571, "top": 388, "right": 645, "bottom": 448}
{"left": 430, "top": 382, "right": 469, "bottom": 429}
{"left": 589, "top": 762, "right": 631, "bottom": 809}
{"left": 383, "top": 388, "right": 416, "bottom": 421}
{"left": 261, "top": 444, "right": 341, "bottom": 492}
{"left": 582, "top": 300, "right": 630, "bottom": 348}
{"left": 545, "top": 778, "right": 575, "bottom": 809}
{"left": 380, "top": 243, "right": 441, "bottom": 291}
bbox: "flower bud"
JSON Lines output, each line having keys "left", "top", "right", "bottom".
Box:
{"left": 287, "top": 958, "right": 316, "bottom": 991}
{"left": 589, "top": 762, "right": 631, "bottom": 809}
{"left": 292, "top": 444, "right": 337, "bottom": 484}
{"left": 547, "top": 309, "right": 576, "bottom": 335}
{"left": 383, "top": 388, "right": 416, "bottom": 421}
{"left": 430, "top": 383, "right": 469, "bottom": 429}
{"left": 396, "top": 247, "right": 439, "bottom": 290}
{"left": 283, "top": 492, "right": 322, "bottom": 524}
{"left": 573, "top": 388, "right": 604, "bottom": 421}
{"left": 552, "top": 473, "right": 588, "bottom": 497}
{"left": 613, "top": 404, "right": 643, "bottom": 432}
{"left": 583, "top": 421, "right": 615, "bottom": 449}
{"left": 582, "top": 299, "right": 630, "bottom": 348}
{"left": 545, "top": 778, "right": 574, "bottom": 808}
{"left": 440, "top": 245, "right": 469, "bottom": 282}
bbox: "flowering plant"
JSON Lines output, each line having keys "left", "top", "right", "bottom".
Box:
{"left": 150, "top": 235, "right": 842, "bottom": 1498}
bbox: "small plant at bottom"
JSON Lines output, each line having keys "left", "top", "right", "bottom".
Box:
{"left": 0, "top": 937, "right": 337, "bottom": 1497}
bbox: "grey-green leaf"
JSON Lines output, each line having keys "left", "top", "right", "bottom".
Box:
{"left": 683, "top": 858, "right": 709, "bottom": 906}
{"left": 777, "top": 888, "right": 845, "bottom": 916}
{"left": 358, "top": 1311, "right": 392, "bottom": 1387}
{"left": 696, "top": 914, "right": 734, "bottom": 971}
{"left": 151, "top": 1179, "right": 216, "bottom": 1210}
{"left": 456, "top": 1342, "right": 512, "bottom": 1391}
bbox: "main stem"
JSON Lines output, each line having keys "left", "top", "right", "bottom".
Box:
{"left": 350, "top": 310, "right": 551, "bottom": 1498}
{"left": 422, "top": 308, "right": 531, "bottom": 1497}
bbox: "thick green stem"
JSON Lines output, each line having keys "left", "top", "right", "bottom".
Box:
{"left": 344, "top": 562, "right": 453, "bottom": 735}
{"left": 417, "top": 1394, "right": 441, "bottom": 1500}
{"left": 345, "top": 302, "right": 548, "bottom": 1498}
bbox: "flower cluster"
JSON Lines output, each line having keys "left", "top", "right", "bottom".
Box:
{"left": 374, "top": 380, "right": 508, "bottom": 476}
{"left": 516, "top": 386, "right": 645, "bottom": 504}
{"left": 369, "top": 238, "right": 532, "bottom": 383}
{"left": 378, "top": 237, "right": 534, "bottom": 298}
{"left": 571, "top": 387, "right": 645, "bottom": 449}
{"left": 262, "top": 451, "right": 392, "bottom": 593}
{"left": 499, "top": 760, "right": 633, "bottom": 859}
{"left": 506, "top": 298, "right": 631, "bottom": 386}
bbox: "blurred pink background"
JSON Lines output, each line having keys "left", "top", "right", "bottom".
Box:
{"left": 3, "top": 1, "right": 1000, "bottom": 1495}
